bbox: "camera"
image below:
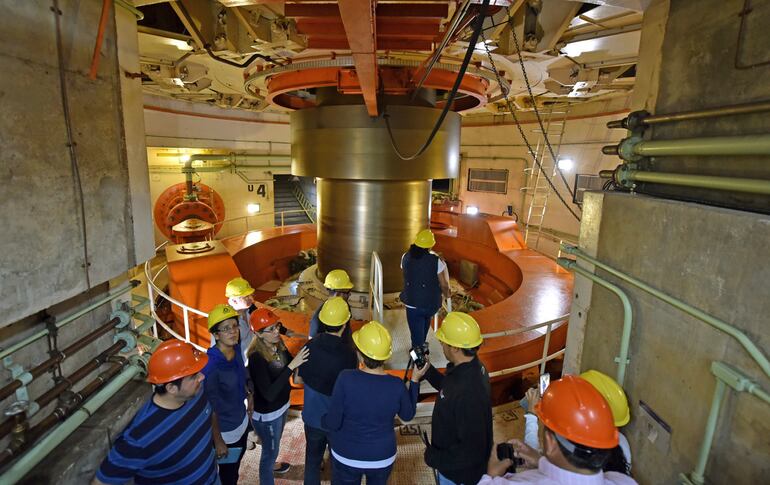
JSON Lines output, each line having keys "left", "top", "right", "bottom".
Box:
{"left": 277, "top": 322, "right": 288, "bottom": 335}
{"left": 409, "top": 343, "right": 429, "bottom": 369}
{"left": 496, "top": 443, "right": 525, "bottom": 474}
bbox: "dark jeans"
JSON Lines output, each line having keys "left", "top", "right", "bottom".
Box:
{"left": 331, "top": 456, "right": 393, "bottom": 485}
{"left": 304, "top": 424, "right": 329, "bottom": 485}
{"left": 406, "top": 306, "right": 437, "bottom": 348}
{"left": 252, "top": 410, "right": 287, "bottom": 485}
{"left": 218, "top": 428, "right": 248, "bottom": 485}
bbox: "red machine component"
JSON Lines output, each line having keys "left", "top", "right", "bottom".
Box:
{"left": 153, "top": 182, "right": 226, "bottom": 242}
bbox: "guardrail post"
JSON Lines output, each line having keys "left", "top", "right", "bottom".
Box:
{"left": 541, "top": 322, "right": 553, "bottom": 374}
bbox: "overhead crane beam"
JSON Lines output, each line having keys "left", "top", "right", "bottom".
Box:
{"left": 338, "top": 0, "right": 379, "bottom": 116}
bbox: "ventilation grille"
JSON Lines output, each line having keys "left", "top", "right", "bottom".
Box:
{"left": 468, "top": 168, "right": 508, "bottom": 194}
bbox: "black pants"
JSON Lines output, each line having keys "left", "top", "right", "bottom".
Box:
{"left": 218, "top": 428, "right": 248, "bottom": 485}
{"left": 304, "top": 424, "right": 329, "bottom": 485}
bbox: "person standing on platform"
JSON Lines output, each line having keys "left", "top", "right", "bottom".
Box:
{"left": 309, "top": 269, "right": 354, "bottom": 338}
{"left": 247, "top": 307, "right": 310, "bottom": 484}
{"left": 414, "top": 312, "right": 492, "bottom": 485}
{"left": 321, "top": 321, "right": 428, "bottom": 485}
{"left": 93, "top": 340, "right": 216, "bottom": 485}
{"left": 296, "top": 297, "right": 358, "bottom": 485}
{"left": 203, "top": 304, "right": 251, "bottom": 485}
{"left": 400, "top": 229, "right": 450, "bottom": 349}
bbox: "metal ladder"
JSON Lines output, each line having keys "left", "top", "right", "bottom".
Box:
{"left": 523, "top": 105, "right": 569, "bottom": 250}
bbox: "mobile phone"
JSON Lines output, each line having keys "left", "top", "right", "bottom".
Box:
{"left": 496, "top": 443, "right": 525, "bottom": 473}
{"left": 539, "top": 373, "right": 550, "bottom": 396}
{"left": 217, "top": 447, "right": 242, "bottom": 464}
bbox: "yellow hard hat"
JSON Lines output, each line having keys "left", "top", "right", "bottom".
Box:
{"left": 353, "top": 321, "right": 392, "bottom": 361}
{"left": 225, "top": 277, "right": 255, "bottom": 298}
{"left": 580, "top": 370, "right": 630, "bottom": 427}
{"left": 436, "top": 312, "right": 483, "bottom": 348}
{"left": 324, "top": 269, "right": 354, "bottom": 290}
{"left": 414, "top": 229, "right": 436, "bottom": 249}
{"left": 319, "top": 296, "right": 351, "bottom": 327}
{"left": 207, "top": 304, "right": 238, "bottom": 330}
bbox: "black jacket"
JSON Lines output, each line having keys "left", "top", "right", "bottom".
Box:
{"left": 248, "top": 348, "right": 293, "bottom": 414}
{"left": 298, "top": 333, "right": 357, "bottom": 395}
{"left": 424, "top": 357, "right": 493, "bottom": 485}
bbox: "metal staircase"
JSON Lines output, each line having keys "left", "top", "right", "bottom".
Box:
{"left": 273, "top": 176, "right": 314, "bottom": 226}
{"left": 523, "top": 106, "right": 569, "bottom": 250}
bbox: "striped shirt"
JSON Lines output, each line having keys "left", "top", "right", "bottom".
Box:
{"left": 96, "top": 390, "right": 218, "bottom": 485}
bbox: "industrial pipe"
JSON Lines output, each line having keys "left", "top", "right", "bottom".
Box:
{"left": 88, "top": 0, "right": 113, "bottom": 81}
{"left": 183, "top": 153, "right": 291, "bottom": 199}
{"left": 0, "top": 341, "right": 125, "bottom": 439}
{"left": 607, "top": 134, "right": 770, "bottom": 160}
{"left": 561, "top": 244, "right": 770, "bottom": 378}
{"left": 0, "top": 362, "right": 143, "bottom": 483}
{"left": 557, "top": 258, "right": 633, "bottom": 386}
{"left": 613, "top": 167, "right": 770, "bottom": 195}
{"left": 0, "top": 281, "right": 137, "bottom": 361}
{"left": 115, "top": 0, "right": 144, "bottom": 20}
{"left": 0, "top": 316, "right": 123, "bottom": 402}
{"left": 607, "top": 101, "right": 770, "bottom": 129}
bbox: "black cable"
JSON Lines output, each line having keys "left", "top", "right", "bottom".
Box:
{"left": 505, "top": 9, "right": 577, "bottom": 202}
{"left": 479, "top": 30, "right": 581, "bottom": 221}
{"left": 52, "top": 0, "right": 92, "bottom": 288}
{"left": 385, "top": 0, "right": 490, "bottom": 161}
{"left": 204, "top": 44, "right": 279, "bottom": 68}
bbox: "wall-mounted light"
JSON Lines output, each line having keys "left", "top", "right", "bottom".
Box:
{"left": 179, "top": 154, "right": 191, "bottom": 163}
{"left": 247, "top": 203, "right": 261, "bottom": 214}
{"left": 557, "top": 158, "right": 574, "bottom": 171}
{"left": 466, "top": 206, "right": 479, "bottom": 215}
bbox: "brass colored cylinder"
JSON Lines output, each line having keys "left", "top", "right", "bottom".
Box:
{"left": 317, "top": 179, "right": 431, "bottom": 292}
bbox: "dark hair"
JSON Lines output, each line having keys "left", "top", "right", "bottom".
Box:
{"left": 548, "top": 429, "right": 611, "bottom": 472}
{"left": 460, "top": 345, "right": 480, "bottom": 357}
{"left": 603, "top": 445, "right": 631, "bottom": 476}
{"left": 360, "top": 352, "right": 384, "bottom": 369}
{"left": 408, "top": 244, "right": 429, "bottom": 259}
{"left": 154, "top": 376, "right": 185, "bottom": 395}
{"left": 209, "top": 322, "right": 221, "bottom": 335}
{"left": 319, "top": 321, "right": 347, "bottom": 335}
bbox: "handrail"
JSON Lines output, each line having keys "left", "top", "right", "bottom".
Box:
{"left": 369, "top": 252, "right": 384, "bottom": 323}
{"left": 291, "top": 180, "right": 317, "bottom": 223}
{"left": 561, "top": 244, "right": 770, "bottom": 378}
{"left": 482, "top": 313, "right": 569, "bottom": 375}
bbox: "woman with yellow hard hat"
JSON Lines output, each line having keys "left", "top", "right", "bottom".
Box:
{"left": 400, "top": 229, "right": 450, "bottom": 349}
{"left": 309, "top": 268, "right": 355, "bottom": 338}
{"left": 321, "top": 321, "right": 429, "bottom": 484}
{"left": 202, "top": 304, "right": 251, "bottom": 485}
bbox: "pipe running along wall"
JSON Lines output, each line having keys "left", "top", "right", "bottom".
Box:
{"left": 557, "top": 258, "right": 633, "bottom": 386}
{"left": 561, "top": 244, "right": 770, "bottom": 378}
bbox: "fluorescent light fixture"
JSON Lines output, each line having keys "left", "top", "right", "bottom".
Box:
{"left": 247, "top": 203, "right": 261, "bottom": 214}
{"left": 557, "top": 158, "right": 574, "bottom": 171}
{"left": 466, "top": 206, "right": 479, "bottom": 215}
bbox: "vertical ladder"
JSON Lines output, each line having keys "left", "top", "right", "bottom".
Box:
{"left": 523, "top": 105, "right": 569, "bottom": 250}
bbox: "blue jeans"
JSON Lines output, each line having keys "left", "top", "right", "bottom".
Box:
{"left": 304, "top": 424, "right": 329, "bottom": 485}
{"left": 438, "top": 472, "right": 459, "bottom": 485}
{"left": 252, "top": 411, "right": 287, "bottom": 485}
{"left": 406, "top": 306, "right": 437, "bottom": 347}
{"left": 331, "top": 456, "right": 392, "bottom": 485}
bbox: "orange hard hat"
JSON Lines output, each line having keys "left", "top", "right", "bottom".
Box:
{"left": 249, "top": 307, "right": 280, "bottom": 333}
{"left": 534, "top": 375, "right": 619, "bottom": 449}
{"left": 147, "top": 340, "right": 208, "bottom": 384}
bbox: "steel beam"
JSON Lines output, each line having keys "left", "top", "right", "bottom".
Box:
{"left": 338, "top": 0, "right": 379, "bottom": 116}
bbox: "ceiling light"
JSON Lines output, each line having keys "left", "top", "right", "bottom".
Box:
{"left": 466, "top": 206, "right": 479, "bottom": 215}
{"left": 247, "top": 203, "right": 261, "bottom": 214}
{"left": 558, "top": 159, "right": 574, "bottom": 171}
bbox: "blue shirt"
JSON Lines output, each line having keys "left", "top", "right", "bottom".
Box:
{"left": 302, "top": 384, "right": 331, "bottom": 429}
{"left": 96, "top": 390, "right": 217, "bottom": 484}
{"left": 202, "top": 344, "right": 247, "bottom": 432}
{"left": 321, "top": 369, "right": 419, "bottom": 462}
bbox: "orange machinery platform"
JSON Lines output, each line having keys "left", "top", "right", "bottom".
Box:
{"left": 164, "top": 215, "right": 572, "bottom": 403}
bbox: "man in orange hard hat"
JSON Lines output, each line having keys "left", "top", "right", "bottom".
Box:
{"left": 93, "top": 340, "right": 217, "bottom": 485}
{"left": 480, "top": 375, "right": 638, "bottom": 484}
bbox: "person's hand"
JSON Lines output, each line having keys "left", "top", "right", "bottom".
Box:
{"left": 246, "top": 393, "right": 254, "bottom": 417}
{"left": 525, "top": 387, "right": 540, "bottom": 410}
{"left": 411, "top": 358, "right": 431, "bottom": 382}
{"left": 510, "top": 438, "right": 541, "bottom": 469}
{"left": 288, "top": 346, "right": 310, "bottom": 370}
{"left": 214, "top": 436, "right": 228, "bottom": 459}
{"left": 486, "top": 445, "right": 513, "bottom": 477}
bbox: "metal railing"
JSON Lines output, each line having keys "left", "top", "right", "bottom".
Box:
{"left": 482, "top": 314, "right": 570, "bottom": 377}
{"left": 291, "top": 180, "right": 317, "bottom": 223}
{"left": 369, "top": 252, "right": 384, "bottom": 323}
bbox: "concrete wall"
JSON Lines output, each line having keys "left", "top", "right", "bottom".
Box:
{"left": 0, "top": 0, "right": 151, "bottom": 327}
{"left": 571, "top": 192, "right": 769, "bottom": 484}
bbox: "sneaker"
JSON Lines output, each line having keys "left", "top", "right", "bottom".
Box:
{"left": 273, "top": 462, "right": 291, "bottom": 475}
